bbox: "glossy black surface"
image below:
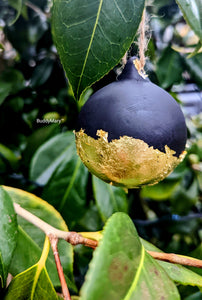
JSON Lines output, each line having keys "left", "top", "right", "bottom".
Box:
{"left": 77, "top": 57, "right": 187, "bottom": 157}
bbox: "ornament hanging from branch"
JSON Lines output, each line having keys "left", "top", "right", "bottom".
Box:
{"left": 75, "top": 5, "right": 187, "bottom": 189}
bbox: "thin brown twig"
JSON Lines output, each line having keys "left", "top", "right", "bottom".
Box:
{"left": 14, "top": 203, "right": 202, "bottom": 268}
{"left": 147, "top": 251, "right": 202, "bottom": 268}
{"left": 49, "top": 234, "right": 71, "bottom": 300}
{"left": 25, "top": 1, "right": 50, "bottom": 18}
{"left": 65, "top": 231, "right": 98, "bottom": 249}
{"left": 14, "top": 203, "right": 98, "bottom": 248}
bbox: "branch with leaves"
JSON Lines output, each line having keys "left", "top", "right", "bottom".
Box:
{"left": 14, "top": 203, "right": 202, "bottom": 268}
{"left": 12, "top": 202, "right": 202, "bottom": 300}
{"left": 1, "top": 185, "right": 202, "bottom": 300}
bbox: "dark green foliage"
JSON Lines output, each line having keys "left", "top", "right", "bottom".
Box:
{"left": 0, "top": 0, "right": 201, "bottom": 298}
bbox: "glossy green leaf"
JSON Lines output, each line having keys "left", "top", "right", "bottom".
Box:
{"left": 0, "top": 68, "right": 25, "bottom": 106}
{"left": 0, "top": 69, "right": 25, "bottom": 95}
{"left": 0, "top": 82, "right": 12, "bottom": 106}
{"left": 185, "top": 53, "right": 202, "bottom": 88}
{"left": 9, "top": 226, "right": 67, "bottom": 289}
{"left": 80, "top": 213, "right": 180, "bottom": 300}
{"left": 176, "top": 0, "right": 202, "bottom": 41}
{"left": 42, "top": 147, "right": 89, "bottom": 226}
{"left": 6, "top": 266, "right": 58, "bottom": 300}
{"left": 93, "top": 176, "right": 128, "bottom": 222}
{"left": 140, "top": 179, "right": 179, "bottom": 201}
{"left": 77, "top": 203, "right": 103, "bottom": 232}
{"left": 8, "top": 0, "right": 23, "bottom": 26}
{"left": 187, "top": 41, "right": 202, "bottom": 58}
{"left": 141, "top": 239, "right": 202, "bottom": 288}
{"left": 23, "top": 124, "right": 60, "bottom": 166}
{"left": 184, "top": 291, "right": 202, "bottom": 300}
{"left": 156, "top": 47, "right": 183, "bottom": 89}
{"left": 3, "top": 186, "right": 76, "bottom": 291}
{"left": 0, "top": 144, "right": 19, "bottom": 172}
{"left": 0, "top": 187, "right": 18, "bottom": 288}
{"left": 188, "top": 245, "right": 202, "bottom": 277}
{"left": 30, "top": 132, "right": 75, "bottom": 185}
{"left": 30, "top": 58, "right": 54, "bottom": 88}
{"left": 51, "top": 0, "right": 145, "bottom": 99}
{"left": 170, "top": 178, "right": 199, "bottom": 215}
{"left": 5, "top": 237, "right": 58, "bottom": 300}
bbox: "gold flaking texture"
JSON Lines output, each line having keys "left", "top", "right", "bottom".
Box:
{"left": 75, "top": 129, "right": 186, "bottom": 189}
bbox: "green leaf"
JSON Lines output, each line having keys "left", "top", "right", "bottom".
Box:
{"left": 0, "top": 187, "right": 18, "bottom": 288}
{"left": 42, "top": 148, "right": 89, "bottom": 226}
{"left": 140, "top": 179, "right": 179, "bottom": 201}
{"left": 9, "top": 226, "right": 65, "bottom": 289}
{"left": 51, "top": 0, "right": 145, "bottom": 99}
{"left": 184, "top": 292, "right": 202, "bottom": 300}
{"left": 141, "top": 239, "right": 202, "bottom": 288}
{"left": 30, "top": 58, "right": 54, "bottom": 88}
{"left": 0, "top": 69, "right": 25, "bottom": 95}
{"left": 156, "top": 47, "right": 183, "bottom": 89}
{"left": 30, "top": 131, "right": 89, "bottom": 226}
{"left": 80, "top": 212, "right": 180, "bottom": 300}
{"left": 5, "top": 237, "right": 58, "bottom": 300}
{"left": 170, "top": 178, "right": 199, "bottom": 215}
{"left": 0, "top": 82, "right": 12, "bottom": 106}
{"left": 187, "top": 41, "right": 202, "bottom": 58}
{"left": 30, "top": 132, "right": 75, "bottom": 185}
{"left": 185, "top": 53, "right": 202, "bottom": 88}
{"left": 23, "top": 124, "right": 60, "bottom": 166}
{"left": 188, "top": 245, "right": 202, "bottom": 277}
{"left": 0, "top": 144, "right": 19, "bottom": 172}
{"left": 8, "top": 0, "right": 23, "bottom": 26}
{"left": 93, "top": 176, "right": 128, "bottom": 222}
{"left": 3, "top": 186, "right": 76, "bottom": 291}
{"left": 77, "top": 203, "right": 103, "bottom": 232}
{"left": 175, "top": 0, "right": 202, "bottom": 41}
{"left": 6, "top": 266, "right": 59, "bottom": 300}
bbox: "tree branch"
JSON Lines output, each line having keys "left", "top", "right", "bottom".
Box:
{"left": 49, "top": 234, "right": 71, "bottom": 300}
{"left": 14, "top": 203, "right": 98, "bottom": 248}
{"left": 25, "top": 1, "right": 50, "bottom": 18}
{"left": 14, "top": 203, "right": 202, "bottom": 268}
{"left": 147, "top": 251, "right": 202, "bottom": 268}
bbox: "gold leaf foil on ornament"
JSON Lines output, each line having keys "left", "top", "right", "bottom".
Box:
{"left": 75, "top": 129, "right": 186, "bottom": 189}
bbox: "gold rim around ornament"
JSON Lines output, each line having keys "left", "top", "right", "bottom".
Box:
{"left": 75, "top": 129, "right": 186, "bottom": 189}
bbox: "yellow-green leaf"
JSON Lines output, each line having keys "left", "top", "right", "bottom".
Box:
{"left": 5, "top": 237, "right": 58, "bottom": 300}
{"left": 2, "top": 186, "right": 76, "bottom": 291}
{"left": 0, "top": 187, "right": 18, "bottom": 288}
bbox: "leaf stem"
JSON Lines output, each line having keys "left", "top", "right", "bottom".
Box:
{"left": 14, "top": 203, "right": 202, "bottom": 268}
{"left": 49, "top": 234, "right": 71, "bottom": 300}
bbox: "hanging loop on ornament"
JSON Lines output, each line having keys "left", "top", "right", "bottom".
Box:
{"left": 135, "top": 7, "right": 149, "bottom": 79}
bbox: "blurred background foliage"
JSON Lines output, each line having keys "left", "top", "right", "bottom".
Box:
{"left": 0, "top": 0, "right": 201, "bottom": 297}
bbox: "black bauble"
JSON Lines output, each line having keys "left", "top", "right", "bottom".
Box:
{"left": 75, "top": 57, "right": 187, "bottom": 188}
